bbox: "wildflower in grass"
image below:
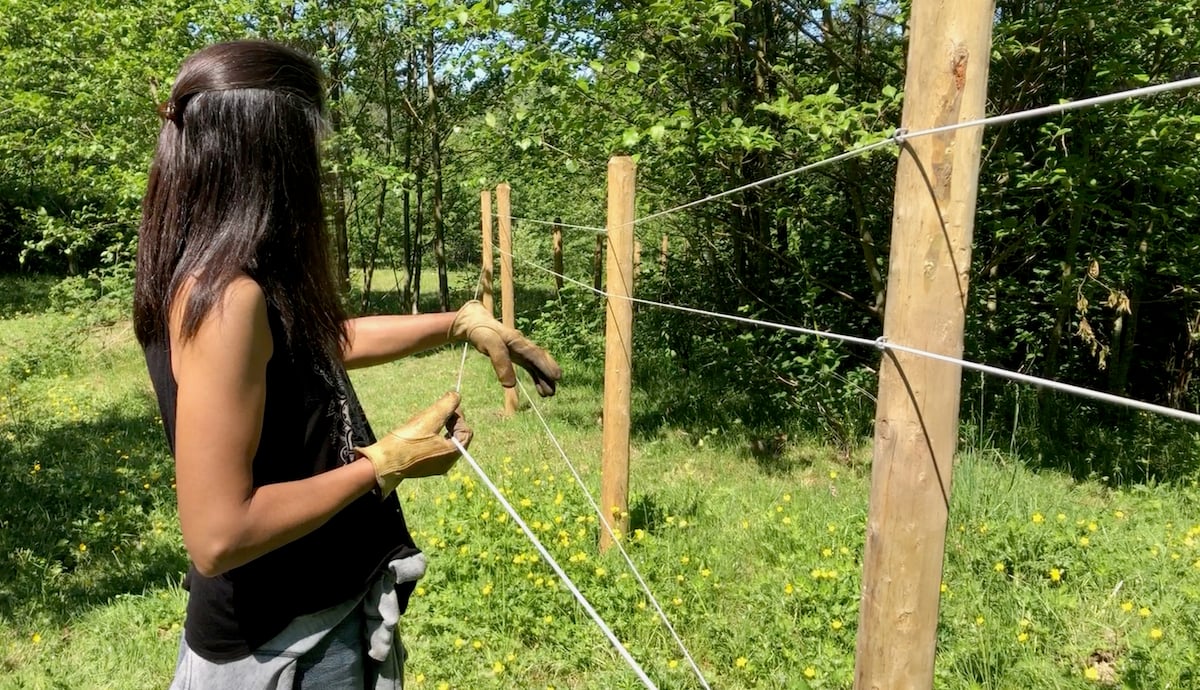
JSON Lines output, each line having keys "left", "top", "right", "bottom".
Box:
{"left": 437, "top": 683, "right": 449, "bottom": 690}
{"left": 829, "top": 470, "right": 838, "bottom": 480}
{"left": 31, "top": 633, "right": 41, "bottom": 644}
{"left": 680, "top": 556, "right": 690, "bottom": 565}
{"left": 994, "top": 562, "right": 1006, "bottom": 573}
{"left": 472, "top": 640, "right": 483, "bottom": 649}
{"left": 735, "top": 657, "right": 748, "bottom": 669}
{"left": 1088, "top": 522, "right": 1098, "bottom": 532}
{"left": 668, "top": 659, "right": 678, "bottom": 669}
{"left": 830, "top": 619, "right": 843, "bottom": 630}
{"left": 1084, "top": 666, "right": 1100, "bottom": 681}
{"left": 979, "top": 523, "right": 989, "bottom": 534}
{"left": 78, "top": 543, "right": 87, "bottom": 552}
{"left": 1057, "top": 513, "right": 1067, "bottom": 522}
{"left": 543, "top": 615, "right": 553, "bottom": 624}
{"left": 1017, "top": 632, "right": 1029, "bottom": 643}
{"left": 976, "top": 616, "right": 985, "bottom": 625}
{"left": 781, "top": 516, "right": 792, "bottom": 525}
{"left": 1032, "top": 512, "right": 1045, "bottom": 524}
{"left": 1114, "top": 510, "right": 1125, "bottom": 519}
{"left": 672, "top": 597, "right": 683, "bottom": 606}
{"left": 594, "top": 567, "right": 606, "bottom": 578}
{"left": 783, "top": 493, "right": 791, "bottom": 502}
{"left": 414, "top": 673, "right": 426, "bottom": 683}
{"left": 1079, "top": 536, "right": 1090, "bottom": 547}
{"left": 1121, "top": 601, "right": 1133, "bottom": 612}
{"left": 701, "top": 568, "right": 711, "bottom": 578}
{"left": 804, "top": 667, "right": 816, "bottom": 679}
{"left": 1049, "top": 568, "right": 1062, "bottom": 583}
{"left": 1139, "top": 607, "right": 1150, "bottom": 617}
{"left": 454, "top": 638, "right": 466, "bottom": 649}
{"left": 1150, "top": 628, "right": 1163, "bottom": 640}
{"left": 491, "top": 661, "right": 505, "bottom": 675}
{"left": 415, "top": 586, "right": 426, "bottom": 596}
{"left": 784, "top": 583, "right": 794, "bottom": 595}
{"left": 741, "top": 520, "right": 749, "bottom": 529}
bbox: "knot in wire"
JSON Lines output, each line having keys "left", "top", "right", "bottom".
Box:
{"left": 874, "top": 335, "right": 889, "bottom": 351}
{"left": 890, "top": 128, "right": 908, "bottom": 145}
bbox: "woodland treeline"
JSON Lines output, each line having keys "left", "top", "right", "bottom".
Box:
{"left": 3, "top": 1, "right": 1200, "bottom": 477}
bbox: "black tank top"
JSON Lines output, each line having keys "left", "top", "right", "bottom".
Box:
{"left": 143, "top": 307, "right": 420, "bottom": 661}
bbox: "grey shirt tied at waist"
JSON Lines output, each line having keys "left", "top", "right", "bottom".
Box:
{"left": 170, "top": 553, "right": 427, "bottom": 690}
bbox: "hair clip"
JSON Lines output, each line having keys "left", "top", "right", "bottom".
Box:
{"left": 157, "top": 100, "right": 179, "bottom": 125}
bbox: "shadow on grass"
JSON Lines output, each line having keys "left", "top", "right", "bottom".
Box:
{"left": 0, "top": 391, "right": 187, "bottom": 625}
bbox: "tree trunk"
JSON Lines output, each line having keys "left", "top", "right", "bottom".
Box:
{"left": 427, "top": 37, "right": 449, "bottom": 311}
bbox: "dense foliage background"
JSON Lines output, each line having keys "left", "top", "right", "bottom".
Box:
{"left": 3, "top": 0, "right": 1200, "bottom": 478}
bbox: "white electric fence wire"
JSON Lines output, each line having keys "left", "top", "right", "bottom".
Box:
{"left": 632, "top": 75, "right": 1200, "bottom": 228}
{"left": 903, "top": 75, "right": 1200, "bottom": 142}
{"left": 455, "top": 268, "right": 487, "bottom": 393}
{"left": 498, "top": 214, "right": 609, "bottom": 234}
{"left": 513, "top": 378, "right": 713, "bottom": 690}
{"left": 633, "top": 139, "right": 896, "bottom": 226}
{"left": 450, "top": 437, "right": 659, "bottom": 690}
{"left": 505, "top": 248, "right": 1200, "bottom": 425}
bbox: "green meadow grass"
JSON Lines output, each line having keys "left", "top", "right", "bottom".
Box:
{"left": 1, "top": 276, "right": 1198, "bottom": 689}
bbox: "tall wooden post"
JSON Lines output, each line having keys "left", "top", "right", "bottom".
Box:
{"left": 552, "top": 217, "right": 564, "bottom": 294}
{"left": 496, "top": 183, "right": 519, "bottom": 415}
{"left": 854, "top": 3, "right": 995, "bottom": 689}
{"left": 480, "top": 190, "right": 494, "bottom": 313}
{"left": 600, "top": 156, "right": 635, "bottom": 552}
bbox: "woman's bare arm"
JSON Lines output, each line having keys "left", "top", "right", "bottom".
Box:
{"left": 171, "top": 277, "right": 377, "bottom": 577}
{"left": 341, "top": 312, "right": 458, "bottom": 369}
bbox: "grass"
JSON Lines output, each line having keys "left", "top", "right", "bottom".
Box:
{"left": 1, "top": 273, "right": 1199, "bottom": 689}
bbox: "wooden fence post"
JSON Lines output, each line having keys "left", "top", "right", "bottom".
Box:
{"left": 854, "top": 2, "right": 995, "bottom": 689}
{"left": 496, "top": 182, "right": 519, "bottom": 415}
{"left": 600, "top": 155, "right": 635, "bottom": 552}
{"left": 480, "top": 190, "right": 494, "bottom": 313}
{"left": 552, "top": 217, "right": 563, "bottom": 295}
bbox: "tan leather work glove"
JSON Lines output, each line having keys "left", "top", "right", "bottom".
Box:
{"left": 355, "top": 391, "right": 472, "bottom": 496}
{"left": 449, "top": 300, "right": 563, "bottom": 396}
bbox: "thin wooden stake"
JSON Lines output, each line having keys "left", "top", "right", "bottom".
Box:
{"left": 496, "top": 182, "right": 518, "bottom": 415}
{"left": 854, "top": 2, "right": 995, "bottom": 689}
{"left": 480, "top": 190, "right": 494, "bottom": 314}
{"left": 600, "top": 156, "right": 635, "bottom": 553}
{"left": 552, "top": 217, "right": 564, "bottom": 295}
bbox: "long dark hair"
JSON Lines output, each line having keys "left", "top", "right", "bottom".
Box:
{"left": 134, "top": 40, "right": 347, "bottom": 362}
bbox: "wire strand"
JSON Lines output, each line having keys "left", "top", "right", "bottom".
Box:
{"left": 632, "top": 75, "right": 1200, "bottom": 227}
{"left": 514, "top": 378, "right": 713, "bottom": 690}
{"left": 504, "top": 247, "right": 1200, "bottom": 425}
{"left": 451, "top": 437, "right": 659, "bottom": 690}
{"left": 498, "top": 214, "right": 608, "bottom": 234}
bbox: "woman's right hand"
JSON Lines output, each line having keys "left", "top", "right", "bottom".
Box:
{"left": 355, "top": 391, "right": 472, "bottom": 496}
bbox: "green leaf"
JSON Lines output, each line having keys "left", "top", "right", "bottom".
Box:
{"left": 485, "top": 112, "right": 497, "bottom": 128}
{"left": 622, "top": 128, "right": 641, "bottom": 147}
{"left": 625, "top": 59, "right": 640, "bottom": 74}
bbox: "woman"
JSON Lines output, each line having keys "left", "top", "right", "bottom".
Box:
{"left": 134, "top": 40, "right": 560, "bottom": 688}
